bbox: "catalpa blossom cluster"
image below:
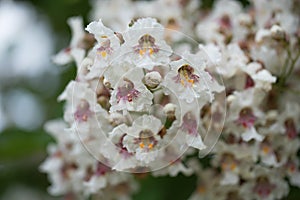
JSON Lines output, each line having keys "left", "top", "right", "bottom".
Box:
{"left": 41, "top": 0, "right": 300, "bottom": 199}
{"left": 42, "top": 16, "right": 224, "bottom": 198}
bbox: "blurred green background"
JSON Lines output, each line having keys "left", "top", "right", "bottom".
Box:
{"left": 0, "top": 0, "right": 299, "bottom": 199}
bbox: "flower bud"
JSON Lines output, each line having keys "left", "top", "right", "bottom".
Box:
{"left": 144, "top": 71, "right": 162, "bottom": 88}
{"left": 163, "top": 103, "right": 177, "bottom": 116}
{"left": 270, "top": 25, "right": 285, "bottom": 40}
{"left": 266, "top": 110, "right": 278, "bottom": 120}
{"left": 103, "top": 78, "right": 111, "bottom": 89}
{"left": 226, "top": 95, "right": 236, "bottom": 104}
{"left": 108, "top": 112, "right": 125, "bottom": 126}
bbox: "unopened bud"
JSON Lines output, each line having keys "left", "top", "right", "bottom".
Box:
{"left": 239, "top": 14, "right": 252, "bottom": 27}
{"left": 271, "top": 25, "right": 285, "bottom": 40}
{"left": 114, "top": 32, "right": 124, "bottom": 44}
{"left": 144, "top": 71, "right": 162, "bottom": 88}
{"left": 103, "top": 78, "right": 111, "bottom": 89}
{"left": 266, "top": 110, "right": 278, "bottom": 120}
{"left": 226, "top": 95, "right": 236, "bottom": 104}
{"left": 163, "top": 103, "right": 177, "bottom": 116}
{"left": 98, "top": 96, "right": 110, "bottom": 109}
{"left": 108, "top": 112, "right": 125, "bottom": 126}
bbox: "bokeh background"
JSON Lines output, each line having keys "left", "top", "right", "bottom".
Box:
{"left": 0, "top": 0, "right": 299, "bottom": 199}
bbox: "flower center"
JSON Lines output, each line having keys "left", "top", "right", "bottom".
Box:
{"left": 116, "top": 78, "right": 140, "bottom": 103}
{"left": 236, "top": 107, "right": 256, "bottom": 128}
{"left": 285, "top": 160, "right": 297, "bottom": 173}
{"left": 245, "top": 74, "right": 255, "bottom": 89}
{"left": 221, "top": 153, "right": 237, "bottom": 171}
{"left": 181, "top": 112, "right": 198, "bottom": 136}
{"left": 261, "top": 139, "right": 272, "bottom": 155}
{"left": 134, "top": 34, "right": 159, "bottom": 56}
{"left": 253, "top": 177, "right": 275, "bottom": 198}
{"left": 136, "top": 129, "right": 157, "bottom": 150}
{"left": 74, "top": 100, "right": 92, "bottom": 122}
{"left": 97, "top": 39, "right": 113, "bottom": 58}
{"left": 219, "top": 14, "right": 232, "bottom": 30}
{"left": 284, "top": 118, "right": 297, "bottom": 139}
{"left": 96, "top": 162, "right": 111, "bottom": 176}
{"left": 173, "top": 64, "right": 199, "bottom": 87}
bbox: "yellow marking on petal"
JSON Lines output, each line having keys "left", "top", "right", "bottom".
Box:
{"left": 230, "top": 163, "right": 237, "bottom": 171}
{"left": 180, "top": 79, "right": 185, "bottom": 86}
{"left": 149, "top": 48, "right": 154, "bottom": 55}
{"left": 188, "top": 79, "right": 194, "bottom": 84}
{"left": 148, "top": 143, "right": 153, "bottom": 149}
{"left": 139, "top": 49, "right": 145, "bottom": 56}
{"left": 101, "top": 51, "right": 107, "bottom": 58}
{"left": 262, "top": 146, "right": 270, "bottom": 154}
{"left": 139, "top": 142, "right": 145, "bottom": 149}
{"left": 101, "top": 35, "right": 108, "bottom": 38}
{"left": 197, "top": 186, "right": 206, "bottom": 194}
{"left": 183, "top": 71, "right": 189, "bottom": 80}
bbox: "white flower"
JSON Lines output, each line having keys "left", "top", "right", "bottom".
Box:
{"left": 103, "top": 60, "right": 134, "bottom": 87}
{"left": 101, "top": 124, "right": 137, "bottom": 171}
{"left": 169, "top": 102, "right": 206, "bottom": 151}
{"left": 43, "top": 7, "right": 300, "bottom": 199}
{"left": 220, "top": 171, "right": 239, "bottom": 185}
{"left": 217, "top": 43, "right": 249, "bottom": 78}
{"left": 242, "top": 126, "right": 264, "bottom": 142}
{"left": 252, "top": 0, "right": 299, "bottom": 35}
{"left": 122, "top": 115, "right": 163, "bottom": 165}
{"left": 52, "top": 17, "right": 86, "bottom": 65}
{"left": 198, "top": 43, "right": 222, "bottom": 68}
{"left": 196, "top": 0, "right": 246, "bottom": 44}
{"left": 187, "top": 160, "right": 220, "bottom": 200}
{"left": 90, "top": 0, "right": 135, "bottom": 31}
{"left": 85, "top": 19, "right": 121, "bottom": 79}
{"left": 163, "top": 52, "right": 223, "bottom": 103}
{"left": 255, "top": 29, "right": 272, "bottom": 43}
{"left": 84, "top": 175, "right": 107, "bottom": 194}
{"left": 228, "top": 89, "right": 265, "bottom": 142}
{"left": 240, "top": 166, "right": 289, "bottom": 200}
{"left": 243, "top": 62, "right": 276, "bottom": 91}
{"left": 121, "top": 18, "right": 172, "bottom": 70}
{"left": 110, "top": 68, "right": 153, "bottom": 112}
{"left": 58, "top": 81, "right": 104, "bottom": 124}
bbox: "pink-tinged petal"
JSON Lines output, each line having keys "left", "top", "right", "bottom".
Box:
{"left": 181, "top": 112, "right": 198, "bottom": 136}
{"left": 116, "top": 79, "right": 140, "bottom": 103}
{"left": 253, "top": 177, "right": 276, "bottom": 198}
{"left": 95, "top": 162, "right": 111, "bottom": 176}
{"left": 235, "top": 107, "right": 256, "bottom": 128}
{"left": 285, "top": 119, "right": 297, "bottom": 139}
{"left": 74, "top": 100, "right": 93, "bottom": 122}
{"left": 116, "top": 134, "right": 133, "bottom": 159}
